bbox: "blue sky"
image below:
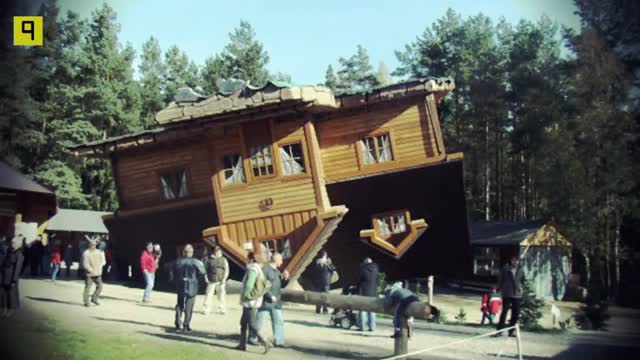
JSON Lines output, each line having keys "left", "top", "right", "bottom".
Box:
{"left": 58, "top": 0, "right": 581, "bottom": 85}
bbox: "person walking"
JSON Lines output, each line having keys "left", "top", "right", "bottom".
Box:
{"left": 357, "top": 257, "right": 379, "bottom": 331}
{"left": 41, "top": 236, "right": 51, "bottom": 277}
{"left": 236, "top": 251, "right": 272, "bottom": 354}
{"left": 82, "top": 238, "right": 105, "bottom": 307}
{"left": 153, "top": 243, "right": 162, "bottom": 267}
{"left": 140, "top": 242, "right": 157, "bottom": 303}
{"left": 50, "top": 242, "right": 62, "bottom": 282}
{"left": 1, "top": 235, "right": 25, "bottom": 317}
{"left": 174, "top": 244, "right": 207, "bottom": 331}
{"left": 313, "top": 250, "right": 335, "bottom": 314}
{"left": 62, "top": 243, "right": 73, "bottom": 278}
{"left": 495, "top": 256, "right": 525, "bottom": 337}
{"left": 480, "top": 287, "right": 502, "bottom": 325}
{"left": 203, "top": 246, "right": 229, "bottom": 315}
{"left": 29, "top": 235, "right": 42, "bottom": 277}
{"left": 250, "top": 252, "right": 289, "bottom": 347}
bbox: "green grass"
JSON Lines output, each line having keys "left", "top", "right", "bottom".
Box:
{"left": 2, "top": 316, "right": 228, "bottom": 360}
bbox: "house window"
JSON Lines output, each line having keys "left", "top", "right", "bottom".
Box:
{"left": 222, "top": 154, "right": 246, "bottom": 185}
{"left": 160, "top": 169, "right": 189, "bottom": 200}
{"left": 360, "top": 133, "right": 394, "bottom": 165}
{"left": 280, "top": 143, "right": 305, "bottom": 175}
{"left": 473, "top": 247, "right": 500, "bottom": 276}
{"left": 259, "top": 237, "right": 292, "bottom": 262}
{"left": 374, "top": 213, "right": 408, "bottom": 239}
{"left": 250, "top": 145, "right": 274, "bottom": 177}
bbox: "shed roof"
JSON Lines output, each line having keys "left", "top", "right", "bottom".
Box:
{"left": 470, "top": 220, "right": 547, "bottom": 246}
{"left": 0, "top": 161, "right": 54, "bottom": 195}
{"left": 46, "top": 208, "right": 111, "bottom": 233}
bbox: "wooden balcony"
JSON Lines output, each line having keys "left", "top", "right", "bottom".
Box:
{"left": 202, "top": 205, "right": 348, "bottom": 285}
{"left": 359, "top": 218, "right": 428, "bottom": 259}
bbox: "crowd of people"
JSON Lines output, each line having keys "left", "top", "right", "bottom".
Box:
{"left": 1, "top": 229, "right": 527, "bottom": 352}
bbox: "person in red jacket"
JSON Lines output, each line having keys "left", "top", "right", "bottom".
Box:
{"left": 50, "top": 243, "right": 62, "bottom": 282}
{"left": 480, "top": 287, "right": 502, "bottom": 325}
{"left": 140, "top": 242, "right": 157, "bottom": 303}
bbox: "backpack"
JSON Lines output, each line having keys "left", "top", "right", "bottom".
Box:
{"left": 245, "top": 269, "right": 272, "bottom": 301}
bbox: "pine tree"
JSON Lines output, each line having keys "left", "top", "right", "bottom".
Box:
{"left": 375, "top": 62, "right": 392, "bottom": 86}
{"left": 164, "top": 45, "right": 199, "bottom": 102}
{"left": 324, "top": 65, "right": 337, "bottom": 91}
{"left": 139, "top": 37, "right": 166, "bottom": 128}
{"left": 201, "top": 20, "right": 270, "bottom": 93}
{"left": 335, "top": 45, "right": 379, "bottom": 93}
{"left": 519, "top": 279, "right": 545, "bottom": 329}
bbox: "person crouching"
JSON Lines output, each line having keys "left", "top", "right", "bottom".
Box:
{"left": 384, "top": 281, "right": 419, "bottom": 338}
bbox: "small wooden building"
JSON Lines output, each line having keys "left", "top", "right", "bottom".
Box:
{"left": 0, "top": 161, "right": 57, "bottom": 237}
{"left": 470, "top": 220, "right": 572, "bottom": 300}
{"left": 71, "top": 78, "right": 471, "bottom": 285}
{"left": 46, "top": 208, "right": 111, "bottom": 263}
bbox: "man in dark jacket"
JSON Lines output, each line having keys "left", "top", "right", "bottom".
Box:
{"left": 250, "top": 252, "right": 289, "bottom": 347}
{"left": 357, "top": 257, "right": 379, "bottom": 331}
{"left": 1, "top": 235, "right": 25, "bottom": 317}
{"left": 174, "top": 244, "right": 207, "bottom": 331}
{"left": 495, "top": 256, "right": 525, "bottom": 336}
{"left": 313, "top": 250, "right": 335, "bottom": 314}
{"left": 62, "top": 243, "right": 74, "bottom": 278}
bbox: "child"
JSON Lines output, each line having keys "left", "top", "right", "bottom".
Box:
{"left": 481, "top": 287, "right": 502, "bottom": 325}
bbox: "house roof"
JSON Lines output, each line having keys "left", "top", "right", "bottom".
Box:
{"left": 0, "top": 161, "right": 54, "bottom": 195}
{"left": 155, "top": 78, "right": 454, "bottom": 125}
{"left": 46, "top": 208, "right": 111, "bottom": 233}
{"left": 470, "top": 220, "right": 547, "bottom": 246}
{"left": 68, "top": 78, "right": 454, "bottom": 156}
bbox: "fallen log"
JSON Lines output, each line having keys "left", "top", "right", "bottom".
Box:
{"left": 280, "top": 289, "right": 439, "bottom": 320}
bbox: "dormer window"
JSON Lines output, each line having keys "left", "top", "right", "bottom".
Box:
{"left": 160, "top": 169, "right": 189, "bottom": 200}
{"left": 360, "top": 133, "right": 394, "bottom": 165}
{"left": 374, "top": 211, "right": 409, "bottom": 240}
{"left": 222, "top": 154, "right": 246, "bottom": 185}
{"left": 259, "top": 237, "right": 293, "bottom": 263}
{"left": 280, "top": 143, "right": 306, "bottom": 175}
{"left": 376, "top": 214, "right": 408, "bottom": 238}
{"left": 250, "top": 145, "right": 275, "bottom": 177}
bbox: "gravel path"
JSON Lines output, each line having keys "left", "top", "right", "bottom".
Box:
{"left": 8, "top": 278, "right": 640, "bottom": 359}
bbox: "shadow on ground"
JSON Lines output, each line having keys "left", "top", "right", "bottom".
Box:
{"left": 26, "top": 296, "right": 83, "bottom": 307}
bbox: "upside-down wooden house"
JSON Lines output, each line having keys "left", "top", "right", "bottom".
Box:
{"left": 71, "top": 78, "right": 471, "bottom": 286}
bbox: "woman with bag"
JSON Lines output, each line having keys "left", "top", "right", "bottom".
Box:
{"left": 237, "top": 251, "right": 272, "bottom": 354}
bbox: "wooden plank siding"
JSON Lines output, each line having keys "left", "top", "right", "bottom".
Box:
{"left": 317, "top": 98, "right": 445, "bottom": 182}
{"left": 224, "top": 209, "right": 318, "bottom": 247}
{"left": 116, "top": 138, "right": 213, "bottom": 210}
{"left": 211, "top": 119, "right": 319, "bottom": 224}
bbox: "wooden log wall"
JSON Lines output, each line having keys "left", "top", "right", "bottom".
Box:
{"left": 317, "top": 97, "right": 444, "bottom": 183}
{"left": 210, "top": 118, "right": 319, "bottom": 224}
{"left": 116, "top": 138, "right": 213, "bottom": 210}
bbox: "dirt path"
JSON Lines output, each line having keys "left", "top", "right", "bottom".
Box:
{"left": 7, "top": 279, "right": 639, "bottom": 359}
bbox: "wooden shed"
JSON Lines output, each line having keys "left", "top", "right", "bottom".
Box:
{"left": 470, "top": 220, "right": 572, "bottom": 300}
{"left": 0, "top": 161, "right": 57, "bottom": 238}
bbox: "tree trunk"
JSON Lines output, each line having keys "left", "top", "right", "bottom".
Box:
{"left": 521, "top": 153, "right": 527, "bottom": 220}
{"left": 584, "top": 253, "right": 591, "bottom": 285}
{"left": 614, "top": 212, "right": 621, "bottom": 300}
{"left": 485, "top": 118, "right": 491, "bottom": 221}
{"left": 281, "top": 289, "right": 438, "bottom": 320}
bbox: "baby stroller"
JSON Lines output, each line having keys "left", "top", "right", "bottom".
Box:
{"left": 329, "top": 285, "right": 358, "bottom": 329}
